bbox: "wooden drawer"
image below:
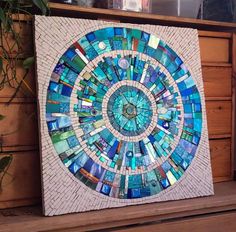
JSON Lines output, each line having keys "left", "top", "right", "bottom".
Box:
{"left": 0, "top": 102, "right": 38, "bottom": 152}
{"left": 199, "top": 37, "right": 230, "bottom": 63}
{"left": 210, "top": 139, "right": 232, "bottom": 182}
{"left": 206, "top": 101, "right": 232, "bottom": 136}
{"left": 202, "top": 66, "right": 232, "bottom": 98}
{"left": 0, "top": 151, "right": 41, "bottom": 209}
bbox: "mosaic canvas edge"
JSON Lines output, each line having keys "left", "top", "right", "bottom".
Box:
{"left": 34, "top": 15, "right": 214, "bottom": 216}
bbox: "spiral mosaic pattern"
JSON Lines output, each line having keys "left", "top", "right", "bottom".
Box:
{"left": 46, "top": 27, "right": 202, "bottom": 199}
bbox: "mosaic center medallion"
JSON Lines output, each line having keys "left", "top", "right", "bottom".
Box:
{"left": 107, "top": 86, "right": 151, "bottom": 134}
{"left": 102, "top": 80, "right": 157, "bottom": 141}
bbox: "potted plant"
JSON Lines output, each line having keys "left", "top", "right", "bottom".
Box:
{"left": 0, "top": 0, "right": 48, "bottom": 193}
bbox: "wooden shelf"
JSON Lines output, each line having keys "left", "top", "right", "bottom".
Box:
{"left": 49, "top": 3, "right": 236, "bottom": 32}
{"left": 0, "top": 181, "right": 236, "bottom": 232}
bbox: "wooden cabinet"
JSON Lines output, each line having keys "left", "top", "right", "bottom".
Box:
{"left": 0, "top": 4, "right": 235, "bottom": 231}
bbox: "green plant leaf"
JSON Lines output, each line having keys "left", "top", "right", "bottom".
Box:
{"left": 0, "top": 114, "right": 5, "bottom": 121}
{"left": 23, "top": 56, "right": 34, "bottom": 69}
{"left": 32, "top": 0, "right": 49, "bottom": 15}
{"left": 0, "top": 156, "right": 12, "bottom": 173}
{"left": 0, "top": 8, "right": 6, "bottom": 25}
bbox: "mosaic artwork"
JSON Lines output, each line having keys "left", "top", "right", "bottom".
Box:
{"left": 35, "top": 16, "right": 214, "bottom": 216}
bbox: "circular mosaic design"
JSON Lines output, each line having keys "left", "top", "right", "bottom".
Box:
{"left": 46, "top": 27, "right": 202, "bottom": 199}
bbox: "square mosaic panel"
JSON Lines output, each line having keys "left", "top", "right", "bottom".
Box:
{"left": 35, "top": 16, "right": 214, "bottom": 216}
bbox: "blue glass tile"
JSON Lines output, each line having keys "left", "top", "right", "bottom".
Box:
{"left": 53, "top": 62, "right": 65, "bottom": 75}
{"left": 69, "top": 162, "right": 80, "bottom": 174}
{"left": 171, "top": 152, "right": 182, "bottom": 165}
{"left": 162, "top": 121, "right": 170, "bottom": 129}
{"left": 86, "top": 32, "right": 96, "bottom": 42}
{"left": 146, "top": 46, "right": 156, "bottom": 57}
{"left": 178, "top": 81, "right": 187, "bottom": 91}
{"left": 185, "top": 76, "right": 195, "bottom": 88}
{"left": 66, "top": 70, "right": 78, "bottom": 84}
{"left": 101, "top": 184, "right": 111, "bottom": 195}
{"left": 181, "top": 86, "right": 197, "bottom": 97}
{"left": 160, "top": 178, "right": 170, "bottom": 188}
{"left": 180, "top": 160, "right": 189, "bottom": 170}
{"left": 112, "top": 39, "right": 123, "bottom": 50}
{"left": 75, "top": 152, "right": 89, "bottom": 167}
{"left": 67, "top": 136, "right": 79, "bottom": 148}
{"left": 161, "top": 161, "right": 171, "bottom": 172}
{"left": 57, "top": 116, "right": 71, "bottom": 128}
{"left": 128, "top": 188, "right": 141, "bottom": 198}
{"left": 148, "top": 135, "right": 155, "bottom": 144}
{"left": 104, "top": 171, "right": 115, "bottom": 182}
{"left": 175, "top": 57, "right": 183, "bottom": 66}
{"left": 47, "top": 120, "right": 58, "bottom": 131}
{"left": 141, "top": 32, "right": 150, "bottom": 42}
{"left": 78, "top": 37, "right": 90, "bottom": 49}
{"left": 140, "top": 187, "right": 151, "bottom": 197}
{"left": 61, "top": 85, "right": 73, "bottom": 97}
{"left": 114, "top": 27, "right": 123, "bottom": 36}
{"left": 49, "top": 81, "right": 59, "bottom": 92}
{"left": 85, "top": 47, "right": 98, "bottom": 60}
{"left": 194, "top": 119, "right": 202, "bottom": 133}
{"left": 46, "top": 103, "right": 60, "bottom": 113}
{"left": 184, "top": 104, "right": 192, "bottom": 113}
{"left": 94, "top": 165, "right": 104, "bottom": 179}
{"left": 83, "top": 158, "right": 95, "bottom": 172}
{"left": 59, "top": 103, "right": 70, "bottom": 113}
{"left": 194, "top": 103, "right": 202, "bottom": 112}
{"left": 105, "top": 27, "right": 115, "bottom": 38}
{"left": 107, "top": 140, "right": 119, "bottom": 159}
{"left": 65, "top": 49, "right": 77, "bottom": 60}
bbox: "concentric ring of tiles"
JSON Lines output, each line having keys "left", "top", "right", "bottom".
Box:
{"left": 46, "top": 27, "right": 202, "bottom": 199}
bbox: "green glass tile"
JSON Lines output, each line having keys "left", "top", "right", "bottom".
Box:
{"left": 99, "top": 156, "right": 105, "bottom": 163}
{"left": 110, "top": 162, "right": 115, "bottom": 168}
{"left": 51, "top": 130, "right": 75, "bottom": 143}
{"left": 54, "top": 140, "right": 70, "bottom": 154}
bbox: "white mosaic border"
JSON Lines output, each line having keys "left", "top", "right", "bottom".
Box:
{"left": 35, "top": 16, "right": 214, "bottom": 216}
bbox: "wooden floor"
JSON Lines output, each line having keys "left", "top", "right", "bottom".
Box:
{"left": 0, "top": 181, "right": 236, "bottom": 232}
